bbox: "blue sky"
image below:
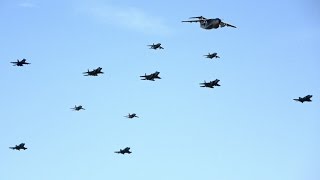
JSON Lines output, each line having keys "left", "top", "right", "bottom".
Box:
{"left": 1, "top": 0, "right": 319, "bottom": 180}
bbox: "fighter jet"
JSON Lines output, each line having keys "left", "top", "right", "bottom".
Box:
{"left": 140, "top": 71, "right": 161, "bottom": 81}
{"left": 115, "top": 147, "right": 132, "bottom": 154}
{"left": 83, "top": 67, "right": 104, "bottom": 76}
{"left": 293, "top": 95, "right": 312, "bottom": 103}
{"left": 9, "top": 143, "right": 27, "bottom": 151}
{"left": 124, "top": 113, "right": 139, "bottom": 119}
{"left": 71, "top": 105, "right": 85, "bottom": 111}
{"left": 200, "top": 79, "right": 221, "bottom": 88}
{"left": 10, "top": 59, "right": 30, "bottom": 66}
{"left": 204, "top": 53, "right": 220, "bottom": 59}
{"left": 148, "top": 43, "right": 164, "bottom": 50}
{"left": 182, "top": 16, "right": 236, "bottom": 29}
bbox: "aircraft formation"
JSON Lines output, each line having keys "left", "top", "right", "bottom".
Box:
{"left": 7, "top": 15, "right": 316, "bottom": 159}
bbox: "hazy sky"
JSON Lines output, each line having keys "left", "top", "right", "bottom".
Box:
{"left": 1, "top": 0, "right": 319, "bottom": 180}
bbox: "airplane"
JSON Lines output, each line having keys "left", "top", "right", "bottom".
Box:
{"left": 200, "top": 79, "right": 221, "bottom": 88}
{"left": 140, "top": 71, "right": 161, "bottom": 81}
{"left": 124, "top": 113, "right": 139, "bottom": 119}
{"left": 115, "top": 147, "right": 132, "bottom": 154}
{"left": 83, "top": 67, "right": 104, "bottom": 76}
{"left": 9, "top": 143, "right": 27, "bottom": 151}
{"left": 10, "top": 59, "right": 31, "bottom": 66}
{"left": 293, "top": 95, "right": 312, "bottom": 103}
{"left": 148, "top": 43, "right": 164, "bottom": 50}
{"left": 71, "top": 105, "right": 85, "bottom": 111}
{"left": 204, "top": 53, "right": 220, "bottom": 59}
{"left": 182, "top": 16, "right": 236, "bottom": 29}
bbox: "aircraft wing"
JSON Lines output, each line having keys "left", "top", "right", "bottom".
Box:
{"left": 182, "top": 20, "right": 202, "bottom": 23}
{"left": 9, "top": 147, "right": 15, "bottom": 150}
{"left": 221, "top": 22, "right": 237, "bottom": 28}
{"left": 140, "top": 74, "right": 150, "bottom": 78}
{"left": 150, "top": 74, "right": 156, "bottom": 79}
{"left": 10, "top": 62, "right": 19, "bottom": 65}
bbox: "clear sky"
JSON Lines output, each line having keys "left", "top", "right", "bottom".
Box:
{"left": 1, "top": 0, "right": 319, "bottom": 180}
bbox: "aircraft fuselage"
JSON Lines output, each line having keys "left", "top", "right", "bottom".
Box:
{"left": 200, "top": 18, "right": 221, "bottom": 29}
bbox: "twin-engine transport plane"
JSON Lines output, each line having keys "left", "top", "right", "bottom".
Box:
{"left": 182, "top": 16, "right": 236, "bottom": 29}
{"left": 293, "top": 95, "right": 312, "bottom": 103}
{"left": 140, "top": 71, "right": 161, "bottom": 81}
{"left": 148, "top": 43, "right": 164, "bottom": 50}
{"left": 83, "top": 67, "right": 104, "bottom": 76}
{"left": 9, "top": 143, "right": 27, "bottom": 151}
{"left": 200, "top": 79, "right": 221, "bottom": 88}
{"left": 115, "top": 147, "right": 132, "bottom": 154}
{"left": 204, "top": 53, "right": 220, "bottom": 59}
{"left": 10, "top": 59, "right": 30, "bottom": 66}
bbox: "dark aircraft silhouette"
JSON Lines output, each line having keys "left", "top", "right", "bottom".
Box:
{"left": 140, "top": 71, "right": 161, "bottom": 81}
{"left": 83, "top": 67, "right": 104, "bottom": 76}
{"left": 200, "top": 79, "right": 221, "bottom": 88}
{"left": 204, "top": 53, "right": 220, "bottom": 59}
{"left": 124, "top": 113, "right": 139, "bottom": 119}
{"left": 10, "top": 59, "right": 30, "bottom": 66}
{"left": 71, "top": 105, "right": 85, "bottom": 111}
{"left": 9, "top": 143, "right": 27, "bottom": 151}
{"left": 293, "top": 95, "right": 312, "bottom": 103}
{"left": 115, "top": 147, "right": 132, "bottom": 154}
{"left": 182, "top": 16, "right": 236, "bottom": 29}
{"left": 148, "top": 43, "right": 164, "bottom": 50}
